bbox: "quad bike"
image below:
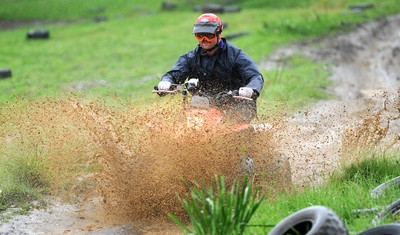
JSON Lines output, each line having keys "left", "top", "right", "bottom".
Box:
{"left": 151, "top": 80, "right": 289, "bottom": 177}
{"left": 152, "top": 82, "right": 260, "bottom": 174}
{"left": 152, "top": 81, "right": 274, "bottom": 137}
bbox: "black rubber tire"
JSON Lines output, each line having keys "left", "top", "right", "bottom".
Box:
{"left": 268, "top": 206, "right": 349, "bottom": 235}
{"left": 370, "top": 176, "right": 400, "bottom": 199}
{"left": 225, "top": 32, "right": 249, "bottom": 41}
{"left": 0, "top": 69, "right": 12, "bottom": 79}
{"left": 200, "top": 4, "right": 224, "bottom": 13}
{"left": 27, "top": 29, "right": 50, "bottom": 39}
{"left": 372, "top": 199, "right": 400, "bottom": 226}
{"left": 357, "top": 224, "right": 400, "bottom": 235}
{"left": 161, "top": 1, "right": 177, "bottom": 10}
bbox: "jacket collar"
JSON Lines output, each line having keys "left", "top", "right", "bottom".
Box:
{"left": 197, "top": 37, "right": 227, "bottom": 56}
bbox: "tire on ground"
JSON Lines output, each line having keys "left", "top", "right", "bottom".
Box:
{"left": 268, "top": 206, "right": 349, "bottom": 235}
{"left": 372, "top": 199, "right": 400, "bottom": 226}
{"left": 0, "top": 69, "right": 12, "bottom": 79}
{"left": 27, "top": 29, "right": 50, "bottom": 39}
{"left": 357, "top": 224, "right": 400, "bottom": 235}
{"left": 370, "top": 176, "right": 400, "bottom": 199}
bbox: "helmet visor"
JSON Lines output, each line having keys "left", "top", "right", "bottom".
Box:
{"left": 193, "top": 25, "right": 217, "bottom": 34}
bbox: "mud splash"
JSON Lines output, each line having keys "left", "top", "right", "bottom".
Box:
{"left": 0, "top": 95, "right": 285, "bottom": 231}
{"left": 71, "top": 98, "right": 282, "bottom": 223}
{"left": 342, "top": 91, "right": 400, "bottom": 161}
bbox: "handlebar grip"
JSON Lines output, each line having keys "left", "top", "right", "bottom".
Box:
{"left": 153, "top": 84, "right": 168, "bottom": 97}
{"left": 232, "top": 95, "right": 253, "bottom": 101}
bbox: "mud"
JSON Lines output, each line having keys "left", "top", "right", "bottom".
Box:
{"left": 1, "top": 14, "right": 400, "bottom": 235}
{"left": 265, "top": 14, "right": 400, "bottom": 186}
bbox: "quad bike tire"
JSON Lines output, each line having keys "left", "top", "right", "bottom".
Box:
{"left": 357, "top": 224, "right": 400, "bottom": 235}
{"left": 268, "top": 206, "right": 349, "bottom": 235}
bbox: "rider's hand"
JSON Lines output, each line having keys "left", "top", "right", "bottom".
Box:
{"left": 187, "top": 78, "right": 199, "bottom": 87}
{"left": 238, "top": 87, "right": 254, "bottom": 98}
{"left": 186, "top": 78, "right": 199, "bottom": 92}
{"left": 158, "top": 81, "right": 172, "bottom": 91}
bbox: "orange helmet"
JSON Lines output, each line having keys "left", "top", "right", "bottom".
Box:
{"left": 193, "top": 13, "right": 223, "bottom": 35}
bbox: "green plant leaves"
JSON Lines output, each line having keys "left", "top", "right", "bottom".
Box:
{"left": 169, "top": 175, "right": 264, "bottom": 235}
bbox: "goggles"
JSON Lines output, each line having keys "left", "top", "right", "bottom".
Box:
{"left": 195, "top": 32, "right": 217, "bottom": 42}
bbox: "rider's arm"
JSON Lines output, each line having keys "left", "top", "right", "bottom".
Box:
{"left": 236, "top": 50, "right": 264, "bottom": 97}
{"left": 161, "top": 52, "right": 194, "bottom": 85}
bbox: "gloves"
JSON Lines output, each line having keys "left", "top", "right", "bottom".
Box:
{"left": 187, "top": 78, "right": 199, "bottom": 87}
{"left": 157, "top": 81, "right": 172, "bottom": 91}
{"left": 238, "top": 87, "right": 254, "bottom": 98}
{"left": 186, "top": 78, "right": 199, "bottom": 92}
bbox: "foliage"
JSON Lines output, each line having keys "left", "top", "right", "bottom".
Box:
{"left": 338, "top": 153, "right": 400, "bottom": 186}
{"left": 247, "top": 152, "right": 400, "bottom": 234}
{"left": 260, "top": 54, "right": 331, "bottom": 114}
{"left": 0, "top": 151, "right": 47, "bottom": 213}
{"left": 169, "top": 175, "right": 264, "bottom": 235}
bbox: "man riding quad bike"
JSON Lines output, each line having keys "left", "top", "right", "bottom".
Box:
{"left": 157, "top": 13, "right": 264, "bottom": 124}
{"left": 154, "top": 13, "right": 291, "bottom": 182}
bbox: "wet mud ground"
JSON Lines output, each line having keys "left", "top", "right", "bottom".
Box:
{"left": 1, "top": 14, "right": 400, "bottom": 235}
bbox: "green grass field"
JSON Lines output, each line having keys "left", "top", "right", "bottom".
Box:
{"left": 1, "top": 0, "right": 399, "bottom": 104}
{"left": 1, "top": 0, "right": 400, "bottom": 233}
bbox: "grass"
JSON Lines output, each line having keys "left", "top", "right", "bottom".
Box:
{"left": 260, "top": 55, "right": 332, "bottom": 114}
{"left": 166, "top": 152, "right": 400, "bottom": 234}
{"left": 0, "top": 0, "right": 164, "bottom": 20}
{"left": 1, "top": 0, "right": 400, "bottom": 103}
{"left": 246, "top": 153, "right": 400, "bottom": 234}
{"left": 0, "top": 147, "right": 48, "bottom": 216}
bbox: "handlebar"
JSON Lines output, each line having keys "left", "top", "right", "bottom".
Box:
{"left": 152, "top": 84, "right": 186, "bottom": 96}
{"left": 232, "top": 95, "right": 253, "bottom": 101}
{"left": 153, "top": 84, "right": 253, "bottom": 101}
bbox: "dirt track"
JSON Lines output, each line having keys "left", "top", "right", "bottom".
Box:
{"left": 267, "top": 14, "right": 400, "bottom": 187}
{"left": 1, "top": 14, "right": 400, "bottom": 235}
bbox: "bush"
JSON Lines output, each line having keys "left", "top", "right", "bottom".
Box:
{"left": 0, "top": 150, "right": 49, "bottom": 212}
{"left": 169, "top": 175, "right": 264, "bottom": 235}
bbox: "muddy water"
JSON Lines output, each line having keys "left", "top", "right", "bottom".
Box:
{"left": 69, "top": 98, "right": 282, "bottom": 222}
{"left": 0, "top": 96, "right": 285, "bottom": 233}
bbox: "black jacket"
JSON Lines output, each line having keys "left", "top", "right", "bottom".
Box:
{"left": 161, "top": 38, "right": 264, "bottom": 97}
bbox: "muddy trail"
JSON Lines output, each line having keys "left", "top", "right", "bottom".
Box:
{"left": 266, "top": 14, "right": 400, "bottom": 187}
{"left": 1, "top": 14, "right": 400, "bottom": 235}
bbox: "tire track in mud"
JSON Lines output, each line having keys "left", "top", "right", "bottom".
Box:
{"left": 1, "top": 14, "right": 400, "bottom": 234}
